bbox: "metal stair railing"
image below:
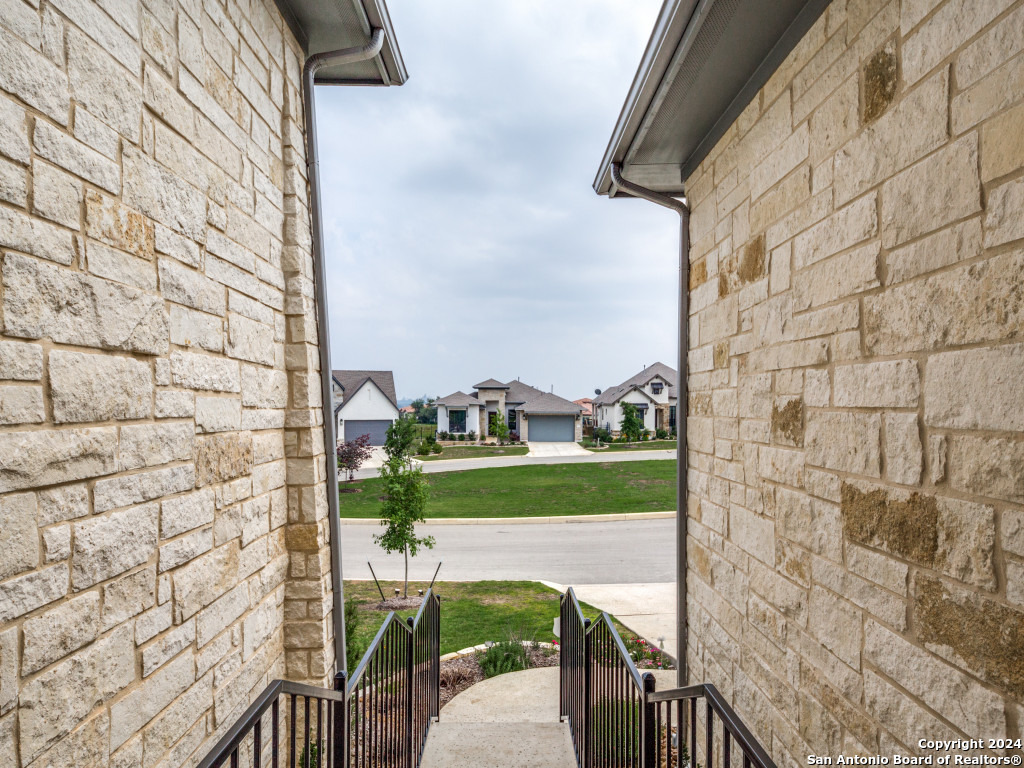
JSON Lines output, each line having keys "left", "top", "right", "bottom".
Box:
{"left": 197, "top": 589, "right": 441, "bottom": 768}
{"left": 560, "top": 588, "right": 777, "bottom": 768}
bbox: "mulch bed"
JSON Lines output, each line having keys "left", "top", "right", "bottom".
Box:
{"left": 369, "top": 596, "right": 424, "bottom": 610}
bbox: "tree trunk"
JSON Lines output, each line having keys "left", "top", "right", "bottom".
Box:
{"left": 404, "top": 546, "right": 409, "bottom": 598}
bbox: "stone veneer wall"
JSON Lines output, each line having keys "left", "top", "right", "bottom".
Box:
{"left": 0, "top": 0, "right": 338, "bottom": 765}
{"left": 683, "top": 0, "right": 1024, "bottom": 761}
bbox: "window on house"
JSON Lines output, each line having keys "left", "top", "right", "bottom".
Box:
{"left": 669, "top": 406, "right": 676, "bottom": 429}
{"left": 449, "top": 409, "right": 467, "bottom": 433}
{"left": 507, "top": 409, "right": 517, "bottom": 430}
{"left": 651, "top": 382, "right": 663, "bottom": 394}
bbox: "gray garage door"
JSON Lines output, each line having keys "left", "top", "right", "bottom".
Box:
{"left": 345, "top": 420, "right": 391, "bottom": 446}
{"left": 528, "top": 415, "right": 575, "bottom": 442}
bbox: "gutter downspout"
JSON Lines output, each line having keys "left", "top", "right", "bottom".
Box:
{"left": 610, "top": 163, "right": 690, "bottom": 688}
{"left": 302, "top": 28, "right": 386, "bottom": 681}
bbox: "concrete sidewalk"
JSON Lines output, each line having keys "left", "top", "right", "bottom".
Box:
{"left": 545, "top": 581, "right": 677, "bottom": 664}
{"left": 351, "top": 448, "right": 676, "bottom": 480}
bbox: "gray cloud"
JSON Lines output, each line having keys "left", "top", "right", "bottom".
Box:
{"left": 317, "top": 0, "right": 680, "bottom": 401}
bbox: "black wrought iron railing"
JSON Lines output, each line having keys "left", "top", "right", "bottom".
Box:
{"left": 560, "top": 588, "right": 776, "bottom": 768}
{"left": 198, "top": 590, "right": 440, "bottom": 768}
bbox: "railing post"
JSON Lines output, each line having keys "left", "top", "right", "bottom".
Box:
{"left": 407, "top": 615, "right": 415, "bottom": 768}
{"left": 333, "top": 671, "right": 346, "bottom": 768}
{"left": 583, "top": 617, "right": 591, "bottom": 768}
{"left": 642, "top": 672, "right": 656, "bottom": 768}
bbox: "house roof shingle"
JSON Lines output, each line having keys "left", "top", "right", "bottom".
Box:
{"left": 593, "top": 362, "right": 677, "bottom": 406}
{"left": 439, "top": 378, "right": 581, "bottom": 416}
{"left": 473, "top": 378, "right": 510, "bottom": 390}
{"left": 332, "top": 370, "right": 398, "bottom": 407}
{"left": 504, "top": 379, "right": 544, "bottom": 404}
{"left": 434, "top": 391, "right": 480, "bottom": 407}
{"left": 516, "top": 392, "right": 583, "bottom": 415}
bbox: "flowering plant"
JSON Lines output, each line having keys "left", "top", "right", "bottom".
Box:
{"left": 624, "top": 635, "right": 671, "bottom": 669}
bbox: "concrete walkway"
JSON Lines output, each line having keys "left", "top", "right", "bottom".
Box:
{"left": 351, "top": 448, "right": 675, "bottom": 480}
{"left": 420, "top": 668, "right": 575, "bottom": 768}
{"left": 420, "top": 666, "right": 681, "bottom": 767}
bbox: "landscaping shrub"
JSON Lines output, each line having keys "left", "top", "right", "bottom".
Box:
{"left": 467, "top": 430, "right": 477, "bottom": 442}
{"left": 479, "top": 638, "right": 531, "bottom": 678}
{"left": 345, "top": 600, "right": 367, "bottom": 673}
{"left": 430, "top": 442, "right": 443, "bottom": 454}
{"left": 416, "top": 441, "right": 431, "bottom": 456}
{"left": 656, "top": 428, "right": 668, "bottom": 440}
{"left": 425, "top": 434, "right": 437, "bottom": 445}
{"left": 439, "top": 431, "right": 451, "bottom": 441}
{"left": 642, "top": 431, "right": 650, "bottom": 441}
{"left": 458, "top": 433, "right": 465, "bottom": 441}
{"left": 595, "top": 428, "right": 613, "bottom": 443}
{"left": 509, "top": 430, "right": 520, "bottom": 442}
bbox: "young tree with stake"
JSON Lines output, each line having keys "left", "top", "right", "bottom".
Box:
{"left": 374, "top": 418, "right": 434, "bottom": 597}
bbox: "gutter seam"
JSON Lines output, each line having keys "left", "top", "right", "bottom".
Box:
{"left": 610, "top": 163, "right": 691, "bottom": 688}
{"left": 301, "top": 28, "right": 386, "bottom": 682}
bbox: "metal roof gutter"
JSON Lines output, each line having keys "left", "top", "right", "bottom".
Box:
{"left": 594, "top": 0, "right": 832, "bottom": 196}
{"left": 593, "top": 0, "right": 700, "bottom": 196}
{"left": 301, "top": 27, "right": 391, "bottom": 684}
{"left": 609, "top": 163, "right": 690, "bottom": 688}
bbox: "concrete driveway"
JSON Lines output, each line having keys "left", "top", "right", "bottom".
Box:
{"left": 525, "top": 442, "right": 591, "bottom": 458}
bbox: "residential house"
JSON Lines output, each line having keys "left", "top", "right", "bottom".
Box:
{"left": 436, "top": 378, "right": 583, "bottom": 442}
{"left": 332, "top": 370, "right": 400, "bottom": 445}
{"left": 593, "top": 363, "right": 677, "bottom": 436}
{"left": 595, "top": 0, "right": 1024, "bottom": 758}
{"left": 573, "top": 398, "right": 594, "bottom": 428}
{"left": 0, "top": 0, "right": 408, "bottom": 764}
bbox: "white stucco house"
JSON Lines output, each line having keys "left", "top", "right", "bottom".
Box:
{"left": 436, "top": 378, "right": 583, "bottom": 442}
{"left": 593, "top": 363, "right": 677, "bottom": 436}
{"left": 332, "top": 370, "right": 401, "bottom": 445}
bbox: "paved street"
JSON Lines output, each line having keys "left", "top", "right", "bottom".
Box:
{"left": 340, "top": 516, "right": 675, "bottom": 583}
{"left": 351, "top": 448, "right": 676, "bottom": 479}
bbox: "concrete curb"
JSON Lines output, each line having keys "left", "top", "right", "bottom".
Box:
{"left": 339, "top": 511, "right": 676, "bottom": 526}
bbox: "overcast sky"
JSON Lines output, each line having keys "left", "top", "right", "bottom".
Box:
{"left": 316, "top": 0, "right": 677, "bottom": 403}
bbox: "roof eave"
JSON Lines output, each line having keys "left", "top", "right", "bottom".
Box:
{"left": 594, "top": 0, "right": 832, "bottom": 197}
{"left": 273, "top": 0, "right": 408, "bottom": 86}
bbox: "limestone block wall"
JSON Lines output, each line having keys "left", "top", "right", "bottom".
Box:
{"left": 0, "top": 0, "right": 337, "bottom": 765}
{"left": 682, "top": 0, "right": 1024, "bottom": 762}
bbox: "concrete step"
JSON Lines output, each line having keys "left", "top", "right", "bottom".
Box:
{"left": 418, "top": 722, "right": 577, "bottom": 768}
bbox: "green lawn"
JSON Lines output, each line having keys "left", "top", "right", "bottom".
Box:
{"left": 419, "top": 445, "right": 529, "bottom": 461}
{"left": 584, "top": 440, "right": 677, "bottom": 452}
{"left": 338, "top": 460, "right": 675, "bottom": 518}
{"left": 345, "top": 580, "right": 619, "bottom": 657}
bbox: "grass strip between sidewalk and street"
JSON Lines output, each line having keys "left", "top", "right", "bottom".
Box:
{"left": 338, "top": 460, "right": 675, "bottom": 518}
{"left": 419, "top": 445, "right": 530, "bottom": 461}
{"left": 345, "top": 580, "right": 630, "bottom": 657}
